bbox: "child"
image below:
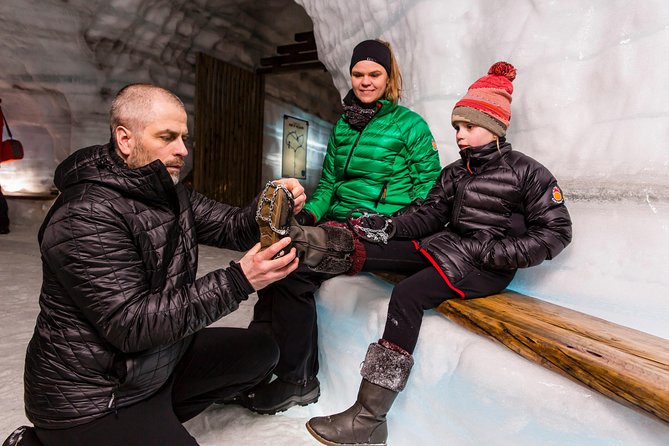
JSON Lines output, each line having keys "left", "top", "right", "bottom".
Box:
{"left": 305, "top": 61, "right": 573, "bottom": 446}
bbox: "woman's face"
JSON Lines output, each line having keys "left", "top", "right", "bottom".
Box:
{"left": 350, "top": 60, "right": 389, "bottom": 104}
{"left": 453, "top": 121, "right": 496, "bottom": 150}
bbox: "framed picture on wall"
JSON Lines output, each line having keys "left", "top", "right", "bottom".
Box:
{"left": 281, "top": 115, "right": 308, "bottom": 179}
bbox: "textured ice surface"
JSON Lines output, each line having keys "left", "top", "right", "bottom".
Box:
{"left": 3, "top": 221, "right": 668, "bottom": 445}
{"left": 294, "top": 0, "right": 669, "bottom": 339}
{"left": 298, "top": 0, "right": 669, "bottom": 191}
{"left": 3, "top": 0, "right": 669, "bottom": 444}
{"left": 314, "top": 275, "right": 669, "bottom": 446}
{"left": 295, "top": 1, "right": 669, "bottom": 444}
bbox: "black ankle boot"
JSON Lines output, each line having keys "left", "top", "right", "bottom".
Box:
{"left": 2, "top": 426, "right": 42, "bottom": 446}
{"left": 244, "top": 376, "right": 320, "bottom": 415}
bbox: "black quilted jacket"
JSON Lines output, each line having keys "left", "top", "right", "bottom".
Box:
{"left": 393, "top": 140, "right": 572, "bottom": 298}
{"left": 24, "top": 144, "right": 259, "bottom": 428}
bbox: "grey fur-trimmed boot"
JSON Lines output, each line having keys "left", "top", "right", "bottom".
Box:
{"left": 306, "top": 340, "right": 413, "bottom": 446}
{"left": 289, "top": 219, "right": 365, "bottom": 275}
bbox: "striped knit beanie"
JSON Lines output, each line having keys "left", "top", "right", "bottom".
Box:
{"left": 451, "top": 61, "right": 516, "bottom": 137}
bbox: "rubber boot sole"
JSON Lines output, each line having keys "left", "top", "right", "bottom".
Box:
{"left": 256, "top": 181, "right": 293, "bottom": 253}
{"left": 250, "top": 384, "right": 320, "bottom": 415}
{"left": 305, "top": 422, "right": 385, "bottom": 446}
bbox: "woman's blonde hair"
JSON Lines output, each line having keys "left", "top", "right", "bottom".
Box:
{"left": 379, "top": 40, "right": 403, "bottom": 104}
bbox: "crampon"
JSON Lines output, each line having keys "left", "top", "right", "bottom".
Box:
{"left": 256, "top": 181, "right": 294, "bottom": 256}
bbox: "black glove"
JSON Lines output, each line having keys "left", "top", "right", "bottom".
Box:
{"left": 351, "top": 214, "right": 395, "bottom": 244}
{"left": 294, "top": 209, "right": 317, "bottom": 226}
{"left": 359, "top": 214, "right": 390, "bottom": 231}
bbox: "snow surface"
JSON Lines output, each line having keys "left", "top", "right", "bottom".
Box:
{"left": 0, "top": 224, "right": 316, "bottom": 445}
{"left": 3, "top": 0, "right": 669, "bottom": 444}
{"left": 2, "top": 223, "right": 669, "bottom": 445}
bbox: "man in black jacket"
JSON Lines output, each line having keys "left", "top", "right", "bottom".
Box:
{"left": 4, "top": 83, "right": 305, "bottom": 446}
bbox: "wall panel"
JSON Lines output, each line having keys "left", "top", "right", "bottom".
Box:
{"left": 195, "top": 53, "right": 264, "bottom": 206}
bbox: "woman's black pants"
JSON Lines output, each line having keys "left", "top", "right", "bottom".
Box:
{"left": 251, "top": 240, "right": 515, "bottom": 384}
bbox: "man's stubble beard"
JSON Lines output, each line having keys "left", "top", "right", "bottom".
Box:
{"left": 127, "top": 140, "right": 182, "bottom": 185}
{"left": 166, "top": 166, "right": 181, "bottom": 185}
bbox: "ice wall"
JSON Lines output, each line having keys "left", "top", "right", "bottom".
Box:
{"left": 297, "top": 0, "right": 669, "bottom": 185}
{"left": 314, "top": 275, "right": 669, "bottom": 446}
{"left": 0, "top": 0, "right": 339, "bottom": 195}
{"left": 297, "top": 0, "right": 669, "bottom": 338}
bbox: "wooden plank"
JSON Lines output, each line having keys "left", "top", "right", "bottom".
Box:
{"left": 294, "top": 31, "right": 315, "bottom": 42}
{"left": 256, "top": 61, "right": 326, "bottom": 75}
{"left": 260, "top": 51, "right": 319, "bottom": 67}
{"left": 277, "top": 41, "right": 317, "bottom": 54}
{"left": 438, "top": 291, "right": 669, "bottom": 424}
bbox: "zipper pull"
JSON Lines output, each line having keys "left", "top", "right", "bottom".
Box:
{"left": 108, "top": 392, "right": 117, "bottom": 414}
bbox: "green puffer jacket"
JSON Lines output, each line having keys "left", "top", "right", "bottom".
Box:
{"left": 305, "top": 99, "right": 441, "bottom": 222}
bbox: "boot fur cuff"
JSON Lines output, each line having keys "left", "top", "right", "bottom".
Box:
{"left": 310, "top": 223, "right": 355, "bottom": 274}
{"left": 321, "top": 221, "right": 366, "bottom": 275}
{"left": 360, "top": 342, "right": 413, "bottom": 392}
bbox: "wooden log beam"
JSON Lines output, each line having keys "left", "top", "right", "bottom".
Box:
{"left": 294, "top": 31, "right": 315, "bottom": 42}
{"left": 276, "top": 41, "right": 317, "bottom": 55}
{"left": 256, "top": 61, "right": 326, "bottom": 75}
{"left": 257, "top": 30, "right": 322, "bottom": 74}
{"left": 260, "top": 51, "right": 319, "bottom": 67}
{"left": 438, "top": 290, "right": 669, "bottom": 424}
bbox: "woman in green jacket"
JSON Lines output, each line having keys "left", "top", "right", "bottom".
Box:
{"left": 296, "top": 39, "right": 441, "bottom": 224}
{"left": 244, "top": 39, "right": 441, "bottom": 415}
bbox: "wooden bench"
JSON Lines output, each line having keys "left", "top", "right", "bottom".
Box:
{"left": 373, "top": 273, "right": 669, "bottom": 425}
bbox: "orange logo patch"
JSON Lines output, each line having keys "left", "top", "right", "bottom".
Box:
{"left": 551, "top": 186, "right": 564, "bottom": 204}
{"left": 431, "top": 139, "right": 438, "bottom": 151}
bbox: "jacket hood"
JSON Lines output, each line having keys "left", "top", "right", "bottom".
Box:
{"left": 54, "top": 143, "right": 177, "bottom": 206}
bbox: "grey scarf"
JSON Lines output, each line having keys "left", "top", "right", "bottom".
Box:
{"left": 343, "top": 89, "right": 379, "bottom": 130}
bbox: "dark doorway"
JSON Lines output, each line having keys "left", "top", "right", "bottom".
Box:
{"left": 194, "top": 53, "right": 265, "bottom": 206}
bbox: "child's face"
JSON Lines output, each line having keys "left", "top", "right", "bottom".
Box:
{"left": 453, "top": 121, "right": 496, "bottom": 150}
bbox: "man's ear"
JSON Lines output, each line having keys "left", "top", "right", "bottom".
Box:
{"left": 114, "top": 125, "right": 133, "bottom": 157}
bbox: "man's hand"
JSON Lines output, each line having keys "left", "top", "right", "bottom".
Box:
{"left": 239, "top": 237, "right": 299, "bottom": 290}
{"left": 273, "top": 178, "right": 306, "bottom": 214}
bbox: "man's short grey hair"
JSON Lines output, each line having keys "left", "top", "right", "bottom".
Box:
{"left": 110, "top": 84, "right": 185, "bottom": 142}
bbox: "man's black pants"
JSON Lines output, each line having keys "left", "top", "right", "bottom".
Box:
{"left": 34, "top": 328, "right": 278, "bottom": 446}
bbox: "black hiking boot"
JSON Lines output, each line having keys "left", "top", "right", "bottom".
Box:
{"left": 243, "top": 377, "right": 320, "bottom": 415}
{"left": 2, "top": 426, "right": 42, "bottom": 446}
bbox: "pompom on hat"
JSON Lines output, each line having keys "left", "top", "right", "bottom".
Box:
{"left": 451, "top": 61, "right": 516, "bottom": 137}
